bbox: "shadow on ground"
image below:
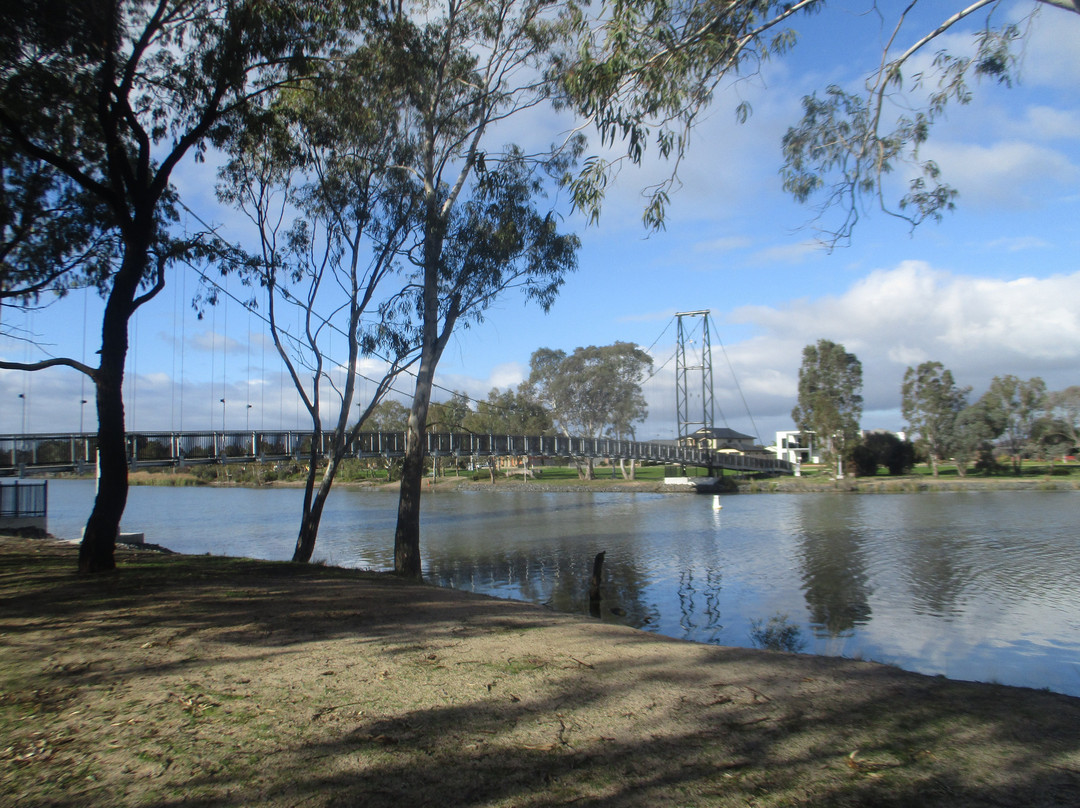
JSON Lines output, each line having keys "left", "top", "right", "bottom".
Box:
{"left": 3, "top": 538, "right": 1080, "bottom": 807}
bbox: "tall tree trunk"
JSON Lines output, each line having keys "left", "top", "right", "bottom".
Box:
{"left": 393, "top": 180, "right": 456, "bottom": 579}
{"left": 394, "top": 355, "right": 437, "bottom": 580}
{"left": 293, "top": 451, "right": 341, "bottom": 563}
{"left": 573, "top": 456, "right": 595, "bottom": 480}
{"left": 79, "top": 364, "right": 127, "bottom": 573}
{"left": 78, "top": 247, "right": 145, "bottom": 573}
{"left": 297, "top": 431, "right": 321, "bottom": 537}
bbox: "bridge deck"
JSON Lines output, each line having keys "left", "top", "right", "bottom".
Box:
{"left": 0, "top": 430, "right": 793, "bottom": 476}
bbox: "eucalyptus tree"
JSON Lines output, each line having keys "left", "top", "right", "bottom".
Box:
{"left": 461, "top": 387, "right": 552, "bottom": 436}
{"left": 563, "top": 0, "right": 816, "bottom": 228}
{"left": 0, "top": 147, "right": 118, "bottom": 321}
{"left": 901, "top": 361, "right": 971, "bottom": 477}
{"left": 217, "top": 35, "right": 420, "bottom": 564}
{"left": 527, "top": 342, "right": 652, "bottom": 479}
{"left": 0, "top": 0, "right": 345, "bottom": 572}
{"left": 563, "top": 0, "right": 1080, "bottom": 239}
{"left": 780, "top": 0, "right": 1080, "bottom": 243}
{"left": 976, "top": 374, "right": 1047, "bottom": 475}
{"left": 951, "top": 403, "right": 995, "bottom": 477}
{"left": 427, "top": 393, "right": 473, "bottom": 434}
{"left": 366, "top": 398, "right": 411, "bottom": 432}
{"left": 380, "top": 0, "right": 582, "bottom": 579}
{"left": 791, "top": 339, "right": 862, "bottom": 478}
{"left": 1043, "top": 386, "right": 1080, "bottom": 455}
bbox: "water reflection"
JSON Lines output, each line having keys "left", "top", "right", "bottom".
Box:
{"left": 795, "top": 497, "right": 873, "bottom": 638}
{"left": 675, "top": 567, "right": 724, "bottom": 643}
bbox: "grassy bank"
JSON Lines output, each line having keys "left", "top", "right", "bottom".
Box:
{"left": 740, "top": 468, "right": 1080, "bottom": 494}
{"left": 3, "top": 536, "right": 1080, "bottom": 807}
{"left": 51, "top": 460, "right": 1080, "bottom": 495}
{"left": 118, "top": 460, "right": 719, "bottom": 488}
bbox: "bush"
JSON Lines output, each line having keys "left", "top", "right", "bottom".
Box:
{"left": 974, "top": 446, "right": 1004, "bottom": 476}
{"left": 850, "top": 444, "right": 879, "bottom": 477}
{"left": 850, "top": 432, "right": 916, "bottom": 477}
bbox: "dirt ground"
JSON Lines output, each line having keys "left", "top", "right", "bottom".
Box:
{"left": 3, "top": 536, "right": 1080, "bottom": 808}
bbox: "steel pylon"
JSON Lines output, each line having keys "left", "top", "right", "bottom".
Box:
{"left": 675, "top": 310, "right": 714, "bottom": 441}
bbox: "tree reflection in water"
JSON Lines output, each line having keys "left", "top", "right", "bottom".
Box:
{"left": 795, "top": 498, "right": 873, "bottom": 638}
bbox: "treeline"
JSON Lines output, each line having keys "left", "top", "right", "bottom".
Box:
{"left": 362, "top": 341, "right": 654, "bottom": 480}
{"left": 366, "top": 390, "right": 551, "bottom": 438}
{"left": 901, "top": 365, "right": 1076, "bottom": 478}
{"left": 793, "top": 340, "right": 1078, "bottom": 478}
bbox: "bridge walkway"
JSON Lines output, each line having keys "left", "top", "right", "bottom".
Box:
{"left": 0, "top": 430, "right": 794, "bottom": 476}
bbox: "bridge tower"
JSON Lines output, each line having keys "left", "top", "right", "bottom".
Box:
{"left": 675, "top": 310, "right": 715, "bottom": 442}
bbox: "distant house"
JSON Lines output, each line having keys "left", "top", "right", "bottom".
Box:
{"left": 770, "top": 430, "right": 820, "bottom": 465}
{"left": 680, "top": 427, "right": 758, "bottom": 454}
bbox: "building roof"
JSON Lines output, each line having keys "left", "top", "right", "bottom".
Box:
{"left": 690, "top": 427, "right": 756, "bottom": 442}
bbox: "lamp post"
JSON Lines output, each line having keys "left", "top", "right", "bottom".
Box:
{"left": 18, "top": 393, "right": 26, "bottom": 470}
{"left": 80, "top": 399, "right": 88, "bottom": 434}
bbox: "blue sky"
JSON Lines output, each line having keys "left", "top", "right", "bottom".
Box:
{"left": 3, "top": 1, "right": 1079, "bottom": 445}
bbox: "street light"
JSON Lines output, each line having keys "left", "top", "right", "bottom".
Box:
{"left": 80, "top": 399, "right": 88, "bottom": 434}
{"left": 18, "top": 393, "right": 26, "bottom": 465}
{"left": 220, "top": 398, "right": 226, "bottom": 432}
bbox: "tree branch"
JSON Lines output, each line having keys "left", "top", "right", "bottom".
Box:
{"left": 0, "top": 357, "right": 97, "bottom": 379}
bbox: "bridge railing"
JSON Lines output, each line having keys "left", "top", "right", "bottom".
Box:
{"left": 0, "top": 430, "right": 793, "bottom": 475}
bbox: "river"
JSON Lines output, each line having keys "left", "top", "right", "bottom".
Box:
{"left": 43, "top": 479, "right": 1080, "bottom": 696}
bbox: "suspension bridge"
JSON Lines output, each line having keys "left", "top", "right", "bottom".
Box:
{"left": 4, "top": 299, "right": 795, "bottom": 478}
{"left": 0, "top": 429, "right": 793, "bottom": 476}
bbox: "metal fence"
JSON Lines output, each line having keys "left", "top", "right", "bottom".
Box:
{"left": 0, "top": 479, "right": 47, "bottom": 518}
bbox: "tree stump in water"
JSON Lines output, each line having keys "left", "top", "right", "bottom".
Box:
{"left": 589, "top": 551, "right": 605, "bottom": 617}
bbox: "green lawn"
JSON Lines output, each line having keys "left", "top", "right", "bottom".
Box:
{"left": 526, "top": 462, "right": 714, "bottom": 482}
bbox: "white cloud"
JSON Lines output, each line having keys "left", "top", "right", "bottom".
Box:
{"left": 140, "top": 372, "right": 172, "bottom": 388}
{"left": 488, "top": 362, "right": 525, "bottom": 390}
{"left": 748, "top": 239, "right": 824, "bottom": 266}
{"left": 985, "top": 235, "right": 1051, "bottom": 251}
{"left": 617, "top": 308, "right": 681, "bottom": 324}
{"left": 432, "top": 362, "right": 528, "bottom": 407}
{"left": 189, "top": 329, "right": 244, "bottom": 355}
{"left": 930, "top": 140, "right": 1078, "bottom": 209}
{"left": 693, "top": 236, "right": 753, "bottom": 254}
{"left": 1016, "top": 106, "right": 1080, "bottom": 141}
{"left": 1021, "top": 4, "right": 1080, "bottom": 90}
{"left": 886, "top": 344, "right": 929, "bottom": 367}
{"left": 729, "top": 261, "right": 1080, "bottom": 417}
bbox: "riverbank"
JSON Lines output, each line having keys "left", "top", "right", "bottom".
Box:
{"left": 3, "top": 535, "right": 1080, "bottom": 807}
{"left": 121, "top": 468, "right": 698, "bottom": 494}
{"left": 114, "top": 466, "right": 1080, "bottom": 495}
{"left": 738, "top": 473, "right": 1080, "bottom": 494}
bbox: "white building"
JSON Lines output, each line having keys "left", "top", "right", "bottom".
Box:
{"left": 771, "top": 430, "right": 820, "bottom": 465}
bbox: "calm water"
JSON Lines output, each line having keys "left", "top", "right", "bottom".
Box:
{"left": 44, "top": 479, "right": 1080, "bottom": 696}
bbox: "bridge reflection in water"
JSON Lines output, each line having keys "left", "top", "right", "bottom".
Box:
{"left": 0, "top": 430, "right": 793, "bottom": 476}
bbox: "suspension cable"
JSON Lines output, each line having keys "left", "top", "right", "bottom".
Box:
{"left": 708, "top": 312, "right": 761, "bottom": 442}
